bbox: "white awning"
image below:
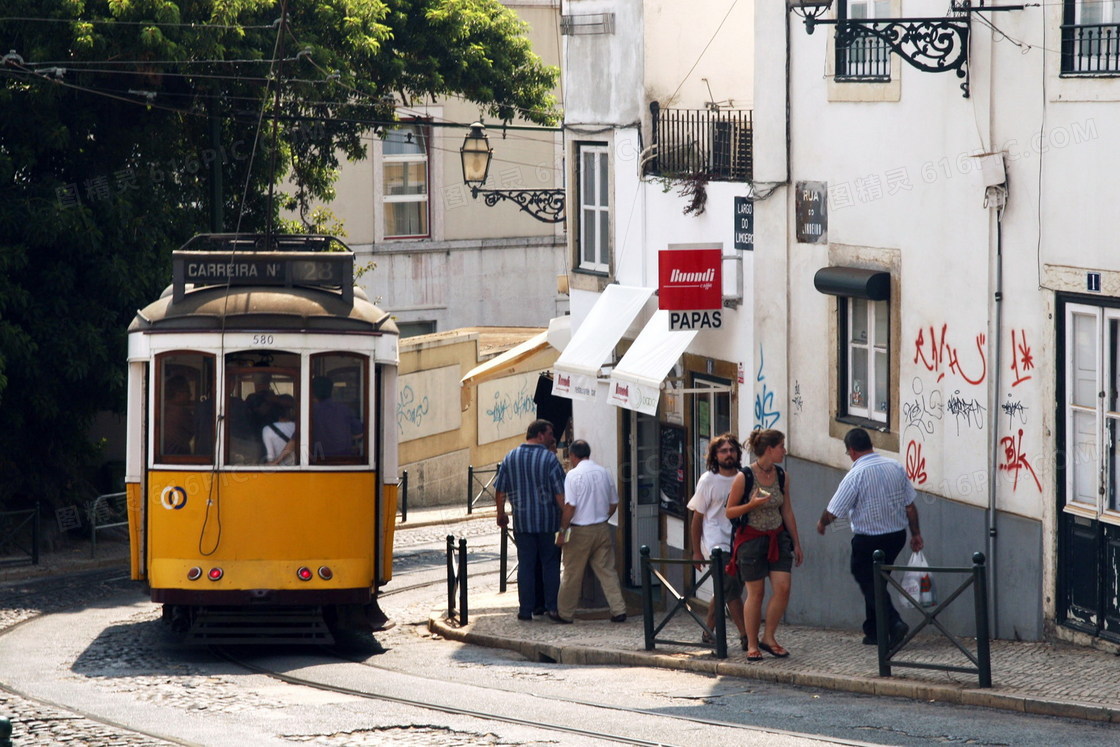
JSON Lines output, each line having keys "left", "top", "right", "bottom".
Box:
{"left": 460, "top": 331, "right": 556, "bottom": 388}
{"left": 552, "top": 285, "right": 654, "bottom": 403}
{"left": 607, "top": 310, "right": 698, "bottom": 415}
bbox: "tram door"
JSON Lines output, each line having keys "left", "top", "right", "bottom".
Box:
{"left": 622, "top": 409, "right": 660, "bottom": 586}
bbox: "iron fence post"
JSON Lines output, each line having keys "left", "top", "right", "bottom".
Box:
{"left": 446, "top": 535, "right": 456, "bottom": 620}
{"left": 399, "top": 471, "right": 408, "bottom": 523}
{"left": 873, "top": 549, "right": 891, "bottom": 676}
{"left": 641, "top": 545, "right": 654, "bottom": 650}
{"left": 499, "top": 526, "right": 509, "bottom": 593}
{"left": 458, "top": 538, "right": 469, "bottom": 626}
{"left": 711, "top": 548, "right": 727, "bottom": 659}
{"left": 973, "top": 551, "right": 992, "bottom": 687}
{"left": 0, "top": 715, "right": 11, "bottom": 747}
{"left": 466, "top": 465, "right": 474, "bottom": 514}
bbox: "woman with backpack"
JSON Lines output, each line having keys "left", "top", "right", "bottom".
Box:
{"left": 726, "top": 429, "right": 804, "bottom": 661}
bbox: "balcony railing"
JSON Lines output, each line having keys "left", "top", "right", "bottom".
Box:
{"left": 837, "top": 31, "right": 891, "bottom": 81}
{"left": 648, "top": 102, "right": 753, "bottom": 182}
{"left": 1062, "top": 23, "right": 1120, "bottom": 74}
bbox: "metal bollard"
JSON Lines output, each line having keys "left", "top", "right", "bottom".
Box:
{"left": 711, "top": 548, "right": 727, "bottom": 659}
{"left": 973, "top": 551, "right": 992, "bottom": 688}
{"left": 446, "top": 535, "right": 456, "bottom": 619}
{"left": 641, "top": 545, "right": 654, "bottom": 650}
{"left": 499, "top": 527, "right": 509, "bottom": 593}
{"left": 0, "top": 716, "right": 12, "bottom": 747}
{"left": 466, "top": 465, "right": 474, "bottom": 514}
{"left": 398, "top": 471, "right": 408, "bottom": 523}
{"left": 872, "top": 549, "right": 891, "bottom": 676}
{"left": 458, "top": 538, "right": 469, "bottom": 626}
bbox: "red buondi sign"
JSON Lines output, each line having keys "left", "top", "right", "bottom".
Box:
{"left": 658, "top": 248, "right": 722, "bottom": 311}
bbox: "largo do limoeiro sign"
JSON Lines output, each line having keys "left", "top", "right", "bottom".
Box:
{"left": 659, "top": 245, "right": 723, "bottom": 330}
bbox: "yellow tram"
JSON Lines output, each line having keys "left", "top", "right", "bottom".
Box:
{"left": 124, "top": 234, "right": 399, "bottom": 643}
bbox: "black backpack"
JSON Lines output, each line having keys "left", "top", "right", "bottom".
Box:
{"left": 730, "top": 464, "right": 785, "bottom": 530}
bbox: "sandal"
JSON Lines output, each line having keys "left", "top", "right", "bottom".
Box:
{"left": 746, "top": 649, "right": 764, "bottom": 662}
{"left": 701, "top": 631, "right": 713, "bottom": 645}
{"left": 758, "top": 641, "right": 790, "bottom": 658}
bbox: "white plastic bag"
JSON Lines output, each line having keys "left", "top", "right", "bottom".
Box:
{"left": 898, "top": 550, "right": 934, "bottom": 609}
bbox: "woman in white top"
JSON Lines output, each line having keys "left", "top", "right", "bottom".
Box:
{"left": 262, "top": 394, "right": 297, "bottom": 465}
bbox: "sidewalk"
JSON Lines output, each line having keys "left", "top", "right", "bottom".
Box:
{"left": 6, "top": 507, "right": 1119, "bottom": 724}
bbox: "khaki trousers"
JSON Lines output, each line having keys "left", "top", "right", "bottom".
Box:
{"left": 557, "top": 522, "right": 627, "bottom": 619}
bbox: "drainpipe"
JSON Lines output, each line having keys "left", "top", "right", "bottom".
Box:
{"left": 987, "top": 204, "right": 1004, "bottom": 638}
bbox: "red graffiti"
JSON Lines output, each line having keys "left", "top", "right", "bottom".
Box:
{"left": 998, "top": 428, "right": 1042, "bottom": 492}
{"left": 912, "top": 324, "right": 987, "bottom": 385}
{"left": 905, "top": 440, "right": 927, "bottom": 485}
{"left": 1009, "top": 329, "right": 1034, "bottom": 387}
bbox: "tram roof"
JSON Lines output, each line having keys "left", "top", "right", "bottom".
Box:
{"left": 129, "top": 284, "right": 399, "bottom": 335}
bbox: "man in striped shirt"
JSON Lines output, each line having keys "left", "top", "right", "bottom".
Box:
{"left": 817, "top": 427, "right": 924, "bottom": 646}
{"left": 495, "top": 419, "right": 566, "bottom": 622}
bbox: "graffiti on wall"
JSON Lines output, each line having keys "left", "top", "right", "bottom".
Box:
{"left": 397, "top": 365, "right": 462, "bottom": 442}
{"left": 477, "top": 371, "right": 541, "bottom": 445}
{"left": 912, "top": 324, "right": 987, "bottom": 385}
{"left": 754, "top": 344, "right": 781, "bottom": 429}
{"left": 1009, "top": 329, "right": 1035, "bottom": 387}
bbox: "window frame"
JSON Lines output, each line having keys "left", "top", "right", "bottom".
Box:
{"left": 1061, "top": 0, "right": 1120, "bottom": 76}
{"left": 835, "top": 0, "right": 893, "bottom": 82}
{"left": 841, "top": 296, "right": 890, "bottom": 424}
{"left": 310, "top": 352, "right": 370, "bottom": 466}
{"left": 154, "top": 351, "right": 215, "bottom": 466}
{"left": 1063, "top": 301, "right": 1120, "bottom": 525}
{"left": 381, "top": 121, "right": 431, "bottom": 239}
{"left": 575, "top": 142, "right": 610, "bottom": 274}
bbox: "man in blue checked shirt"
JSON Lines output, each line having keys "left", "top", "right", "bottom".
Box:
{"left": 817, "top": 427, "right": 924, "bottom": 647}
{"left": 495, "top": 419, "right": 567, "bottom": 622}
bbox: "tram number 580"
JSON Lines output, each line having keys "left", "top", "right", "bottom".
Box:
{"left": 252, "top": 334, "right": 274, "bottom": 345}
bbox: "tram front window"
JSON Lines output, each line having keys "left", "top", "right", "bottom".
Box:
{"left": 156, "top": 352, "right": 215, "bottom": 464}
{"left": 224, "top": 351, "right": 300, "bottom": 466}
{"left": 310, "top": 353, "right": 368, "bottom": 464}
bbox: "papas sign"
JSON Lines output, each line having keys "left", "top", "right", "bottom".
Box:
{"left": 660, "top": 247, "right": 722, "bottom": 330}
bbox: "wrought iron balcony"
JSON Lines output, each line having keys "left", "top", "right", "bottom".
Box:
{"left": 1061, "top": 23, "right": 1120, "bottom": 75}
{"left": 647, "top": 102, "right": 753, "bottom": 183}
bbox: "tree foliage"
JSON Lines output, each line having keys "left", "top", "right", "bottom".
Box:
{"left": 0, "top": 0, "right": 559, "bottom": 511}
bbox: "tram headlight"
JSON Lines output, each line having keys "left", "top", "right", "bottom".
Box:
{"left": 318, "top": 566, "right": 333, "bottom": 580}
{"left": 187, "top": 567, "right": 203, "bottom": 581}
{"left": 207, "top": 567, "right": 224, "bottom": 581}
{"left": 297, "top": 566, "right": 314, "bottom": 581}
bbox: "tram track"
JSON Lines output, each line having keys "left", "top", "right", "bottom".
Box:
{"left": 213, "top": 568, "right": 871, "bottom": 747}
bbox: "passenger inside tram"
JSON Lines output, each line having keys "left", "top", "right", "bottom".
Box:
{"left": 311, "top": 375, "right": 363, "bottom": 461}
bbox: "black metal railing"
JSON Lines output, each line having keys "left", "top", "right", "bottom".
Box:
{"left": 640, "top": 546, "right": 729, "bottom": 659}
{"left": 0, "top": 504, "right": 40, "bottom": 567}
{"left": 467, "top": 462, "right": 501, "bottom": 514}
{"left": 873, "top": 549, "right": 991, "bottom": 688}
{"left": 837, "top": 30, "right": 891, "bottom": 80}
{"left": 1062, "top": 23, "right": 1120, "bottom": 75}
{"left": 648, "top": 103, "right": 753, "bottom": 182}
{"left": 446, "top": 535, "right": 469, "bottom": 625}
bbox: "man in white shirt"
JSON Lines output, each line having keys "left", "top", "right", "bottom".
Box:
{"left": 688, "top": 434, "right": 748, "bottom": 648}
{"left": 555, "top": 440, "right": 627, "bottom": 623}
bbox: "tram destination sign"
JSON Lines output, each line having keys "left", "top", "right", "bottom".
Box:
{"left": 172, "top": 251, "right": 353, "bottom": 303}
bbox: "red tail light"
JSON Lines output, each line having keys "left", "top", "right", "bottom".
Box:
{"left": 297, "top": 566, "right": 314, "bottom": 581}
{"left": 207, "top": 567, "right": 223, "bottom": 581}
{"left": 318, "top": 566, "right": 333, "bottom": 580}
{"left": 187, "top": 567, "right": 203, "bottom": 581}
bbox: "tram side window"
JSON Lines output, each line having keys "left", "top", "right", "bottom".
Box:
{"left": 310, "top": 353, "right": 368, "bottom": 464}
{"left": 156, "top": 352, "right": 215, "bottom": 464}
{"left": 224, "top": 352, "right": 300, "bottom": 466}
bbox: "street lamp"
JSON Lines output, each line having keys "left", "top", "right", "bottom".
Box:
{"left": 460, "top": 122, "right": 566, "bottom": 224}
